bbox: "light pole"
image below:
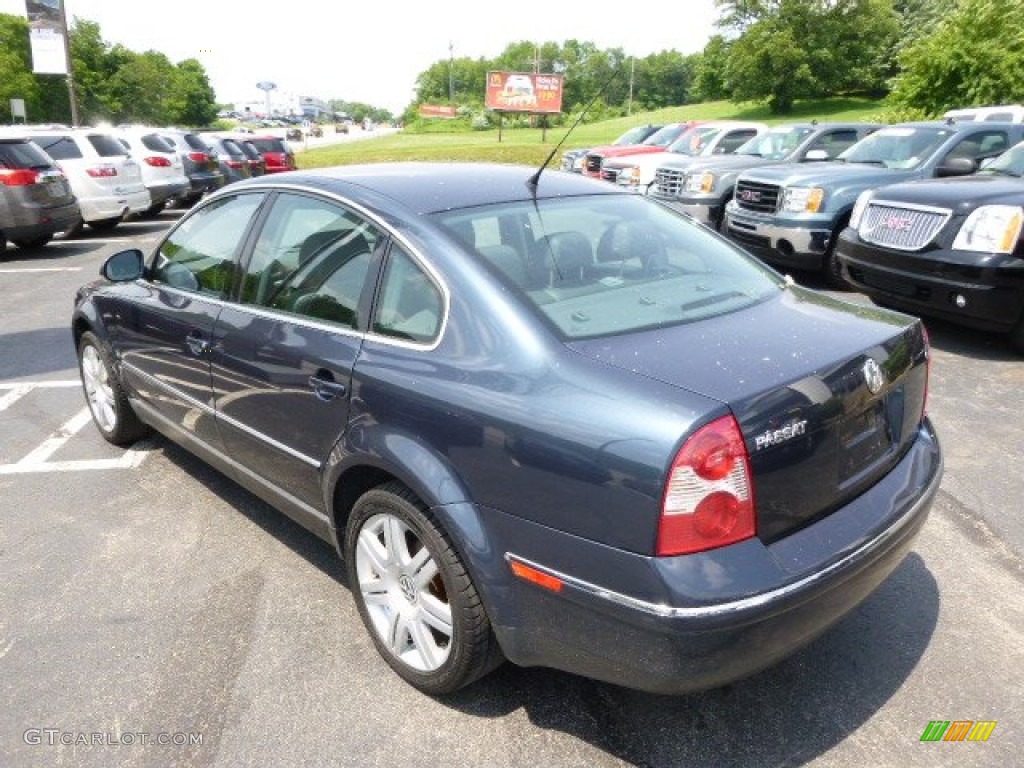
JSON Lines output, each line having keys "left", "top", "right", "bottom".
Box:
{"left": 448, "top": 42, "right": 455, "bottom": 105}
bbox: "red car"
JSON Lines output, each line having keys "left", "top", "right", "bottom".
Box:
{"left": 246, "top": 135, "right": 296, "bottom": 174}
{"left": 582, "top": 122, "right": 699, "bottom": 178}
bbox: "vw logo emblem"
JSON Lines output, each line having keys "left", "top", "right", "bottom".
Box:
{"left": 398, "top": 574, "right": 418, "bottom": 603}
{"left": 862, "top": 358, "right": 885, "bottom": 394}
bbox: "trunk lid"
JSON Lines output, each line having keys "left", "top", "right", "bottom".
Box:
{"left": 567, "top": 287, "right": 929, "bottom": 543}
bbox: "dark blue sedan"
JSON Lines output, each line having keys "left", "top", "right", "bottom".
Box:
{"left": 72, "top": 163, "right": 943, "bottom": 695}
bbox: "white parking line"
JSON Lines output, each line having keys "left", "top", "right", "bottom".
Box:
{"left": 0, "top": 267, "right": 83, "bottom": 273}
{"left": 0, "top": 381, "right": 153, "bottom": 473}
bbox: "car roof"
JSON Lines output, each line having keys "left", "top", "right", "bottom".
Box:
{"left": 228, "top": 162, "right": 622, "bottom": 214}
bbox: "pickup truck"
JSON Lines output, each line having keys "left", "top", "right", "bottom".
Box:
{"left": 837, "top": 139, "right": 1024, "bottom": 351}
{"left": 651, "top": 122, "right": 879, "bottom": 231}
{"left": 560, "top": 124, "right": 661, "bottom": 173}
{"left": 599, "top": 121, "right": 767, "bottom": 193}
{"left": 581, "top": 122, "right": 693, "bottom": 178}
{"left": 723, "top": 121, "right": 1024, "bottom": 285}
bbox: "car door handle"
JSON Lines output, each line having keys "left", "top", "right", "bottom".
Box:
{"left": 308, "top": 371, "right": 347, "bottom": 402}
{"left": 185, "top": 332, "right": 211, "bottom": 356}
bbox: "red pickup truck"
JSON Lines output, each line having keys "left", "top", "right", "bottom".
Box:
{"left": 582, "top": 122, "right": 697, "bottom": 178}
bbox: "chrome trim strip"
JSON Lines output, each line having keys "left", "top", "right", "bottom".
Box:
{"left": 504, "top": 473, "right": 935, "bottom": 620}
{"left": 869, "top": 199, "right": 953, "bottom": 216}
{"left": 123, "top": 362, "right": 321, "bottom": 469}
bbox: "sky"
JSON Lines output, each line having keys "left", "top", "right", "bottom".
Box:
{"left": 0, "top": 0, "right": 720, "bottom": 114}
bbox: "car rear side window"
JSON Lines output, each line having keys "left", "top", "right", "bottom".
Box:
{"left": 152, "top": 194, "right": 264, "bottom": 297}
{"left": 183, "top": 134, "right": 209, "bottom": 151}
{"left": 371, "top": 245, "right": 443, "bottom": 344}
{"left": 30, "top": 135, "right": 82, "bottom": 160}
{"left": 240, "top": 193, "right": 377, "bottom": 329}
{"left": 87, "top": 134, "right": 129, "bottom": 157}
{"left": 249, "top": 139, "right": 285, "bottom": 154}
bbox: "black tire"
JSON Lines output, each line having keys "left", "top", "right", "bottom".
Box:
{"left": 62, "top": 220, "right": 84, "bottom": 238}
{"left": 77, "top": 331, "right": 150, "bottom": 446}
{"left": 88, "top": 218, "right": 121, "bottom": 232}
{"left": 143, "top": 201, "right": 166, "bottom": 217}
{"left": 12, "top": 235, "right": 52, "bottom": 249}
{"left": 0, "top": 230, "right": 7, "bottom": 255}
{"left": 1008, "top": 312, "right": 1024, "bottom": 354}
{"left": 823, "top": 219, "right": 852, "bottom": 289}
{"left": 345, "top": 482, "right": 503, "bottom": 695}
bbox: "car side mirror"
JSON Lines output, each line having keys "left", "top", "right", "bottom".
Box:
{"left": 803, "top": 149, "right": 829, "bottom": 162}
{"left": 102, "top": 249, "right": 145, "bottom": 282}
{"left": 936, "top": 156, "right": 977, "bottom": 177}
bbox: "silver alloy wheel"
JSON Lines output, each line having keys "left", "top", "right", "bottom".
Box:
{"left": 355, "top": 512, "right": 454, "bottom": 672}
{"left": 81, "top": 344, "right": 117, "bottom": 433}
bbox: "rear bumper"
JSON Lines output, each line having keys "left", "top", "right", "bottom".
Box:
{"left": 2, "top": 199, "right": 81, "bottom": 238}
{"left": 474, "top": 420, "right": 941, "bottom": 694}
{"left": 145, "top": 179, "right": 189, "bottom": 206}
{"left": 837, "top": 230, "right": 1024, "bottom": 332}
{"left": 78, "top": 188, "right": 151, "bottom": 222}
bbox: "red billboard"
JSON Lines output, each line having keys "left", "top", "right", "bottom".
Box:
{"left": 485, "top": 71, "right": 564, "bottom": 114}
{"left": 419, "top": 104, "right": 457, "bottom": 119}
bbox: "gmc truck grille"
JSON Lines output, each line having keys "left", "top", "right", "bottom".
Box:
{"left": 734, "top": 180, "right": 780, "bottom": 213}
{"left": 654, "top": 168, "right": 686, "bottom": 198}
{"left": 858, "top": 202, "right": 951, "bottom": 251}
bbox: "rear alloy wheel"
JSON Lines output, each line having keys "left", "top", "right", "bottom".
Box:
{"left": 345, "top": 482, "right": 502, "bottom": 694}
{"left": 12, "top": 235, "right": 52, "bottom": 249}
{"left": 88, "top": 218, "right": 121, "bottom": 231}
{"left": 78, "top": 331, "right": 150, "bottom": 446}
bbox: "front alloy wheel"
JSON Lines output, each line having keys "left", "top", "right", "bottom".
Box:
{"left": 78, "top": 331, "right": 149, "bottom": 446}
{"left": 345, "top": 483, "right": 502, "bottom": 694}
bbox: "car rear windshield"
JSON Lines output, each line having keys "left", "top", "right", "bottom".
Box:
{"left": 140, "top": 134, "right": 176, "bottom": 153}
{"left": 87, "top": 134, "right": 129, "bottom": 157}
{"left": 249, "top": 138, "right": 286, "bottom": 154}
{"left": 30, "top": 135, "right": 82, "bottom": 160}
{"left": 219, "top": 139, "right": 245, "bottom": 157}
{"left": 183, "top": 133, "right": 210, "bottom": 151}
{"left": 0, "top": 139, "right": 56, "bottom": 169}
{"left": 433, "top": 194, "right": 783, "bottom": 340}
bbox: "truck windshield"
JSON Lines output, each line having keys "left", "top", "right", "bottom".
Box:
{"left": 737, "top": 126, "right": 815, "bottom": 160}
{"left": 838, "top": 127, "right": 952, "bottom": 170}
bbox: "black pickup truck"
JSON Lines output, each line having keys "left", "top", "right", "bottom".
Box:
{"left": 837, "top": 139, "right": 1024, "bottom": 351}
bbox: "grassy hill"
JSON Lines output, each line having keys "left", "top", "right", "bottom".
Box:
{"left": 297, "top": 96, "right": 886, "bottom": 169}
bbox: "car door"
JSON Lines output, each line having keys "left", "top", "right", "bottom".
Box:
{"left": 117, "top": 192, "right": 267, "bottom": 451}
{"left": 211, "top": 192, "right": 379, "bottom": 512}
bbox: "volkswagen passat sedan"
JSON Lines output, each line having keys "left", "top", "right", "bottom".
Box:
{"left": 72, "top": 163, "right": 942, "bottom": 696}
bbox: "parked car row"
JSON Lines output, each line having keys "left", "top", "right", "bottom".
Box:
{"left": 0, "top": 124, "right": 298, "bottom": 254}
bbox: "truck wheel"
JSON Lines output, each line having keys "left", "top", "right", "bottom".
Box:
{"left": 824, "top": 220, "right": 851, "bottom": 289}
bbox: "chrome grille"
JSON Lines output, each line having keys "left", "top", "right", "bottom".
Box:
{"left": 653, "top": 168, "right": 686, "bottom": 198}
{"left": 584, "top": 154, "right": 602, "bottom": 174}
{"left": 859, "top": 202, "right": 951, "bottom": 251}
{"left": 601, "top": 168, "right": 621, "bottom": 183}
{"left": 734, "top": 179, "right": 780, "bottom": 213}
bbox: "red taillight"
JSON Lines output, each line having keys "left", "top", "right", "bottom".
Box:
{"left": 658, "top": 414, "right": 755, "bottom": 556}
{"left": 187, "top": 151, "right": 208, "bottom": 162}
{"left": 226, "top": 160, "right": 243, "bottom": 169}
{"left": 86, "top": 165, "right": 117, "bottom": 178}
{"left": 144, "top": 156, "right": 172, "bottom": 167}
{"left": 0, "top": 168, "right": 40, "bottom": 186}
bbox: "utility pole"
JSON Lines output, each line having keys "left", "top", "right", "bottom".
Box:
{"left": 58, "top": 0, "right": 79, "bottom": 126}
{"left": 627, "top": 57, "right": 635, "bottom": 117}
{"left": 448, "top": 42, "right": 455, "bottom": 105}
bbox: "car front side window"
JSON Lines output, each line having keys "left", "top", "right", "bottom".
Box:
{"left": 240, "top": 193, "right": 378, "bottom": 328}
{"left": 151, "top": 193, "right": 264, "bottom": 297}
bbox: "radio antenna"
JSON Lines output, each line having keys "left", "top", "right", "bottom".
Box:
{"left": 526, "top": 66, "right": 623, "bottom": 191}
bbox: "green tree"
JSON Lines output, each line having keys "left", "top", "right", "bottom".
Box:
{"left": 69, "top": 18, "right": 114, "bottom": 123}
{"left": 170, "top": 58, "right": 217, "bottom": 126}
{"left": 889, "top": 0, "right": 1024, "bottom": 115}
{"left": 106, "top": 48, "right": 177, "bottom": 123}
{"left": 716, "top": 0, "right": 899, "bottom": 113}
{"left": 632, "top": 50, "right": 696, "bottom": 110}
{"left": 693, "top": 35, "right": 731, "bottom": 101}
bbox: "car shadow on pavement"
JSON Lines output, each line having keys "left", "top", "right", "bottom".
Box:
{"left": 156, "top": 438, "right": 348, "bottom": 587}
{"left": 439, "top": 553, "right": 939, "bottom": 767}
{"left": 0, "top": 242, "right": 104, "bottom": 261}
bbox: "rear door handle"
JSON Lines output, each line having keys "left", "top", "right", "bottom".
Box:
{"left": 308, "top": 370, "right": 347, "bottom": 402}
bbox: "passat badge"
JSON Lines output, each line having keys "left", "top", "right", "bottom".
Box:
{"left": 863, "top": 358, "right": 885, "bottom": 394}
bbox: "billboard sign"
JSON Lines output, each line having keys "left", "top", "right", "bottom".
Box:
{"left": 485, "top": 71, "right": 563, "bottom": 114}
{"left": 419, "top": 104, "right": 457, "bottom": 119}
{"left": 24, "top": 0, "right": 68, "bottom": 75}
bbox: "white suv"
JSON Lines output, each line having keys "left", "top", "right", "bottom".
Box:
{"left": 116, "top": 127, "right": 189, "bottom": 216}
{"left": 17, "top": 127, "right": 150, "bottom": 231}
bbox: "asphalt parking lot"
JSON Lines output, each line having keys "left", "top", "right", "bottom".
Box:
{"left": 0, "top": 212, "right": 1021, "bottom": 768}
